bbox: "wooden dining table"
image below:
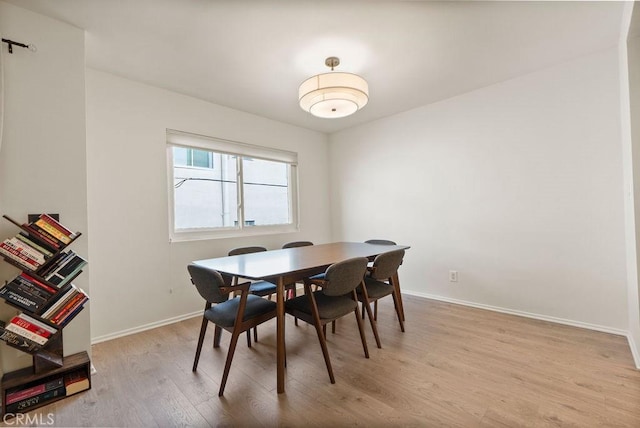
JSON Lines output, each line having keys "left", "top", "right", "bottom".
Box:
{"left": 192, "top": 241, "right": 409, "bottom": 393}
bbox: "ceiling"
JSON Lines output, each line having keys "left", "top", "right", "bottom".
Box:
{"left": 5, "top": 0, "right": 626, "bottom": 134}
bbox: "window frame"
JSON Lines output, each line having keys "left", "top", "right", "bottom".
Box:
{"left": 167, "top": 129, "right": 299, "bottom": 242}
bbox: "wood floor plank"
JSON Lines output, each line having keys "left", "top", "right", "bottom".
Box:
{"left": 2, "top": 295, "right": 640, "bottom": 427}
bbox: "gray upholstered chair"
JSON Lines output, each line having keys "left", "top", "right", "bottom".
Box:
{"left": 188, "top": 263, "right": 277, "bottom": 396}
{"left": 282, "top": 240, "right": 314, "bottom": 249}
{"left": 356, "top": 249, "right": 406, "bottom": 348}
{"left": 285, "top": 257, "right": 370, "bottom": 384}
{"left": 228, "top": 246, "right": 277, "bottom": 297}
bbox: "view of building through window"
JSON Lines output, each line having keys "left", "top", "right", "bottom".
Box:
{"left": 171, "top": 146, "right": 291, "bottom": 231}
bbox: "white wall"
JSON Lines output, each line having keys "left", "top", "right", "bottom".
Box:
{"left": 330, "top": 47, "right": 628, "bottom": 332}
{"left": 85, "top": 70, "right": 331, "bottom": 341}
{"left": 0, "top": 2, "right": 90, "bottom": 372}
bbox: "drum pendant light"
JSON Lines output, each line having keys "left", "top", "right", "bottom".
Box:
{"left": 298, "top": 57, "right": 369, "bottom": 119}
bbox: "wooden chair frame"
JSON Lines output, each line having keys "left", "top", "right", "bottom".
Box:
{"left": 192, "top": 279, "right": 276, "bottom": 396}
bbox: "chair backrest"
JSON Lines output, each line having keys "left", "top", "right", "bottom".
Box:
{"left": 370, "top": 249, "right": 405, "bottom": 280}
{"left": 323, "top": 257, "right": 368, "bottom": 297}
{"left": 282, "top": 241, "right": 314, "bottom": 249}
{"left": 365, "top": 239, "right": 397, "bottom": 245}
{"left": 187, "top": 263, "right": 229, "bottom": 304}
{"left": 228, "top": 246, "right": 267, "bottom": 256}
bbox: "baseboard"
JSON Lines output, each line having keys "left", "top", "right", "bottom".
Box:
{"left": 91, "top": 310, "right": 202, "bottom": 344}
{"left": 404, "top": 290, "right": 629, "bottom": 337}
{"left": 627, "top": 333, "right": 640, "bottom": 369}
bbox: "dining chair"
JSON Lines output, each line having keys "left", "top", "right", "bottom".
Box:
{"left": 363, "top": 239, "right": 405, "bottom": 322}
{"left": 281, "top": 241, "right": 314, "bottom": 325}
{"left": 285, "top": 257, "right": 370, "bottom": 384}
{"left": 356, "top": 249, "right": 406, "bottom": 348}
{"left": 187, "top": 263, "right": 277, "bottom": 396}
{"left": 282, "top": 240, "right": 314, "bottom": 249}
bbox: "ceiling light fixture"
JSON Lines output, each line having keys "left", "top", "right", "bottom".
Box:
{"left": 298, "top": 57, "right": 368, "bottom": 119}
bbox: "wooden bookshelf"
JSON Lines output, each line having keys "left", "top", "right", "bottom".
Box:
{"left": 0, "top": 214, "right": 91, "bottom": 417}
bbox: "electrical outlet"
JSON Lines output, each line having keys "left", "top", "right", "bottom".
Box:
{"left": 449, "top": 270, "right": 458, "bottom": 282}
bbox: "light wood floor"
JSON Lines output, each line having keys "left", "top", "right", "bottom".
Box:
{"left": 3, "top": 295, "right": 640, "bottom": 427}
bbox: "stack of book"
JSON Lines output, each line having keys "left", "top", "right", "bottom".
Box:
{"left": 0, "top": 214, "right": 78, "bottom": 271}
{"left": 0, "top": 315, "right": 58, "bottom": 353}
{"left": 38, "top": 251, "right": 87, "bottom": 288}
{"left": 3, "top": 376, "right": 65, "bottom": 414}
{"left": 0, "top": 273, "right": 57, "bottom": 312}
{"left": 40, "top": 285, "right": 89, "bottom": 327}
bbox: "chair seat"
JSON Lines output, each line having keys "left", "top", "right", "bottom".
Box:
{"left": 205, "top": 294, "right": 276, "bottom": 328}
{"left": 248, "top": 280, "right": 277, "bottom": 296}
{"left": 359, "top": 277, "right": 395, "bottom": 299}
{"left": 286, "top": 291, "right": 357, "bottom": 320}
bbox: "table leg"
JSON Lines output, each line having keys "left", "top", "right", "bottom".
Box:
{"left": 276, "top": 276, "right": 285, "bottom": 393}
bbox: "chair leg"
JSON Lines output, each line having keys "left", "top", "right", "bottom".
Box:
{"left": 213, "top": 325, "right": 223, "bottom": 348}
{"left": 246, "top": 330, "right": 252, "bottom": 348}
{"left": 219, "top": 329, "right": 241, "bottom": 397}
{"left": 374, "top": 300, "right": 378, "bottom": 321}
{"left": 392, "top": 273, "right": 406, "bottom": 322}
{"left": 362, "top": 297, "right": 382, "bottom": 349}
{"left": 353, "top": 304, "right": 369, "bottom": 359}
{"left": 254, "top": 327, "right": 258, "bottom": 343}
{"left": 314, "top": 320, "right": 335, "bottom": 384}
{"left": 322, "top": 324, "right": 327, "bottom": 337}
{"left": 193, "top": 317, "right": 208, "bottom": 371}
{"left": 331, "top": 320, "right": 336, "bottom": 334}
{"left": 391, "top": 289, "right": 405, "bottom": 332}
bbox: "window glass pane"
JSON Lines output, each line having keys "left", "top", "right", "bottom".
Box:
{"left": 191, "top": 149, "right": 212, "bottom": 168}
{"left": 242, "top": 158, "right": 290, "bottom": 226}
{"left": 173, "top": 147, "right": 188, "bottom": 166}
{"left": 173, "top": 148, "right": 237, "bottom": 229}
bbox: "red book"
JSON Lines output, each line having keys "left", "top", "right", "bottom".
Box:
{"left": 51, "top": 293, "right": 86, "bottom": 324}
{"left": 38, "top": 214, "right": 75, "bottom": 238}
{"left": 10, "top": 316, "right": 52, "bottom": 338}
{"left": 20, "top": 272, "right": 57, "bottom": 294}
{"left": 0, "top": 242, "right": 40, "bottom": 267}
{"left": 23, "top": 224, "right": 60, "bottom": 249}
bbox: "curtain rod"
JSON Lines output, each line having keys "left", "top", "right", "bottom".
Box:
{"left": 2, "top": 38, "right": 36, "bottom": 54}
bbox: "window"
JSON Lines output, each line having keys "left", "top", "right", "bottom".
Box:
{"left": 167, "top": 130, "right": 298, "bottom": 241}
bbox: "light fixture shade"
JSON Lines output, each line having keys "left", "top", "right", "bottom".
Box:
{"left": 299, "top": 72, "right": 369, "bottom": 119}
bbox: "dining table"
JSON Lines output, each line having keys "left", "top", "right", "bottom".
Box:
{"left": 192, "top": 241, "right": 409, "bottom": 393}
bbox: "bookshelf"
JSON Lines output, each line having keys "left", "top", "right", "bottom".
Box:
{"left": 0, "top": 214, "right": 91, "bottom": 417}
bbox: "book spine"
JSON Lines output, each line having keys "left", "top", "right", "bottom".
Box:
{"left": 6, "top": 378, "right": 63, "bottom": 404}
{"left": 20, "top": 272, "right": 57, "bottom": 295}
{"left": 17, "top": 313, "right": 57, "bottom": 335}
{"left": 6, "top": 237, "right": 46, "bottom": 264}
{"left": 51, "top": 293, "right": 86, "bottom": 324}
{"left": 5, "top": 278, "right": 49, "bottom": 303}
{"left": 57, "top": 255, "right": 87, "bottom": 277}
{"left": 0, "top": 287, "right": 41, "bottom": 311}
{"left": 0, "top": 329, "right": 41, "bottom": 352}
{"left": 14, "top": 234, "right": 53, "bottom": 258}
{"left": 4, "top": 322, "right": 48, "bottom": 345}
{"left": 23, "top": 224, "right": 61, "bottom": 249}
{"left": 17, "top": 231, "right": 56, "bottom": 255}
{"left": 0, "top": 244, "right": 39, "bottom": 270}
{"left": 10, "top": 316, "right": 52, "bottom": 338}
{"left": 33, "top": 219, "right": 71, "bottom": 244}
{"left": 5, "top": 386, "right": 65, "bottom": 413}
{"left": 41, "top": 286, "right": 77, "bottom": 318}
{"left": 39, "top": 251, "right": 72, "bottom": 279}
{"left": 56, "top": 298, "right": 87, "bottom": 327}
{"left": 38, "top": 214, "right": 75, "bottom": 238}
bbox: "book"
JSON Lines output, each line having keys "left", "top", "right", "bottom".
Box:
{"left": 19, "top": 272, "right": 57, "bottom": 295}
{"left": 5, "top": 321, "right": 49, "bottom": 345}
{"left": 16, "top": 231, "right": 56, "bottom": 256}
{"left": 41, "top": 286, "right": 78, "bottom": 319}
{"left": 37, "top": 214, "right": 77, "bottom": 239}
{"left": 5, "top": 237, "right": 46, "bottom": 264}
{"left": 0, "top": 329, "right": 41, "bottom": 352}
{"left": 0, "top": 243, "right": 39, "bottom": 270}
{"left": 39, "top": 251, "right": 73, "bottom": 278}
{"left": 9, "top": 315, "right": 53, "bottom": 339}
{"left": 51, "top": 293, "right": 88, "bottom": 325}
{"left": 46, "top": 254, "right": 87, "bottom": 288}
{"left": 5, "top": 278, "right": 50, "bottom": 304}
{"left": 64, "top": 370, "right": 90, "bottom": 396}
{"left": 5, "top": 386, "right": 65, "bottom": 413}
{"left": 6, "top": 377, "right": 63, "bottom": 404}
{"left": 33, "top": 218, "right": 72, "bottom": 245}
{"left": 23, "top": 223, "right": 61, "bottom": 249}
{"left": 0, "top": 286, "right": 42, "bottom": 311}
{"left": 17, "top": 313, "right": 57, "bottom": 335}
{"left": 56, "top": 301, "right": 86, "bottom": 327}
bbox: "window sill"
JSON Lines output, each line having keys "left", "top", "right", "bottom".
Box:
{"left": 169, "top": 224, "right": 299, "bottom": 242}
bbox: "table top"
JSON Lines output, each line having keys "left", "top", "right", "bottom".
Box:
{"left": 192, "top": 241, "right": 409, "bottom": 280}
